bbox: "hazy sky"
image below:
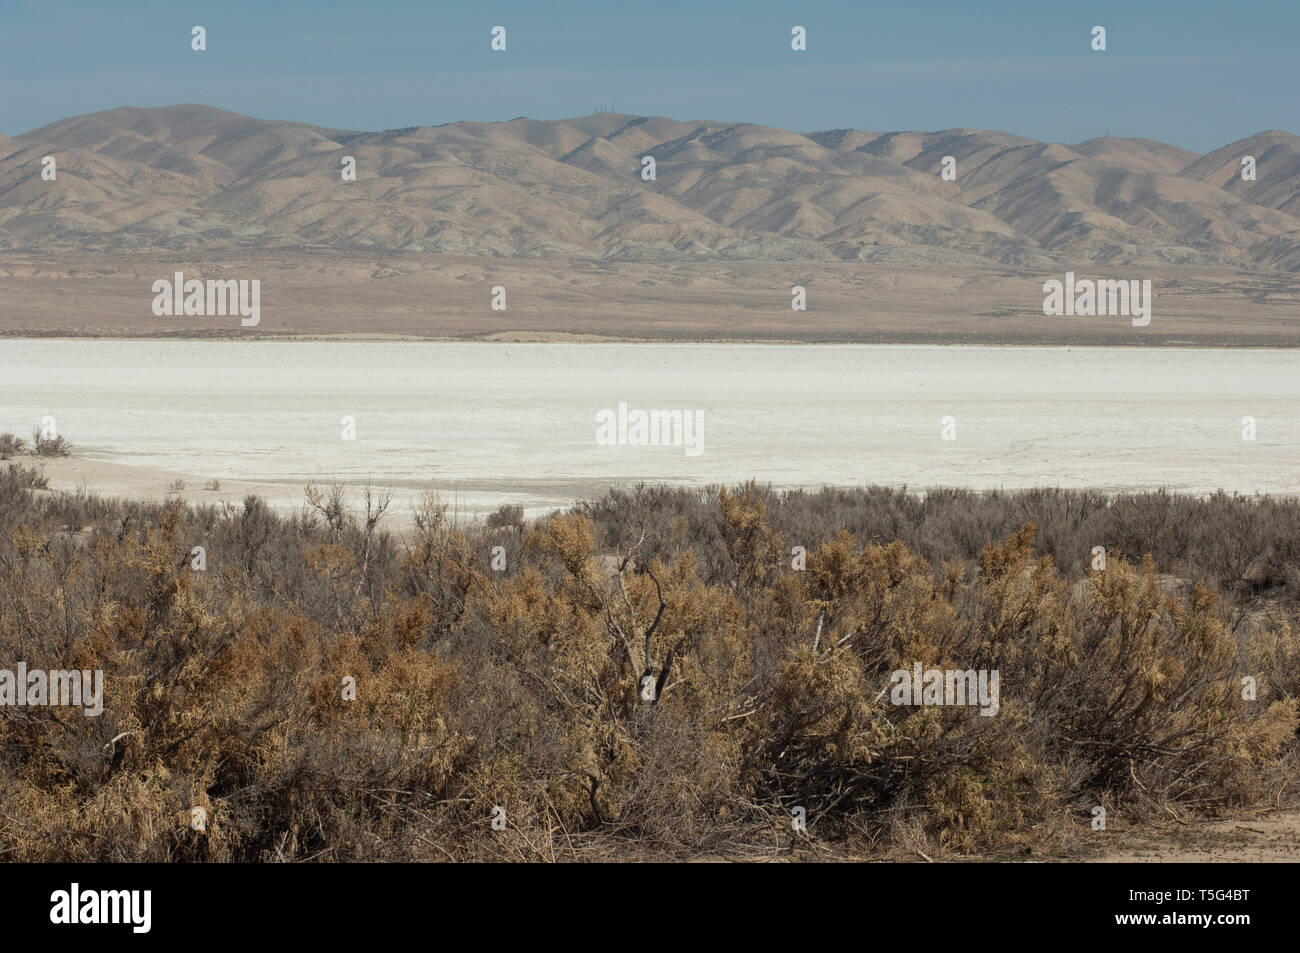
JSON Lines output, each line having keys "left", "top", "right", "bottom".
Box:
{"left": 2, "top": 0, "right": 1297, "bottom": 151}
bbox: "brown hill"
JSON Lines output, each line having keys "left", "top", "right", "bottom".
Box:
{"left": 2, "top": 104, "right": 1298, "bottom": 270}
{"left": 1179, "top": 131, "right": 1300, "bottom": 216}
{"left": 1069, "top": 136, "right": 1198, "bottom": 175}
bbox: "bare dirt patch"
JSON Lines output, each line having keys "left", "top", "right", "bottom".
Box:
{"left": 3, "top": 251, "right": 1299, "bottom": 346}
{"left": 1082, "top": 810, "right": 1300, "bottom": 863}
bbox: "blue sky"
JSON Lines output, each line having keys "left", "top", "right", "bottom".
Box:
{"left": 1, "top": 0, "right": 1297, "bottom": 151}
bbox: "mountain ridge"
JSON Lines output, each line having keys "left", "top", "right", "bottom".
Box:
{"left": 2, "top": 104, "right": 1298, "bottom": 271}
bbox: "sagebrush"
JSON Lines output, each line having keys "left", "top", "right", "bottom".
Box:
{"left": 1, "top": 474, "right": 1296, "bottom": 861}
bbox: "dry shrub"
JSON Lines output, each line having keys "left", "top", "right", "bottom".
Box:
{"left": 0, "top": 469, "right": 1296, "bottom": 860}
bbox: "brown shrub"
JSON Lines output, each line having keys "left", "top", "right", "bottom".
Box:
{"left": 0, "top": 472, "right": 1296, "bottom": 860}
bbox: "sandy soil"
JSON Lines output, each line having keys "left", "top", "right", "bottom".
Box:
{"left": 24, "top": 455, "right": 616, "bottom": 522}
{"left": 3, "top": 251, "right": 1299, "bottom": 346}
{"left": 28, "top": 455, "right": 307, "bottom": 513}
{"left": 1084, "top": 809, "right": 1300, "bottom": 863}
